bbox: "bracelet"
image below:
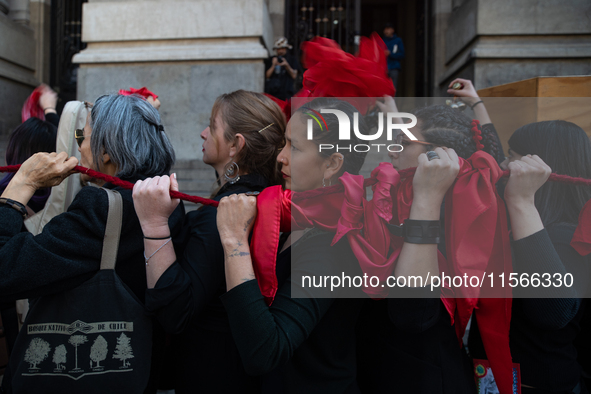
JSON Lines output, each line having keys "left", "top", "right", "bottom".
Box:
{"left": 0, "top": 197, "right": 28, "bottom": 219}
{"left": 470, "top": 100, "right": 484, "bottom": 110}
{"left": 387, "top": 219, "right": 440, "bottom": 244}
{"left": 144, "top": 238, "right": 172, "bottom": 266}
{"left": 144, "top": 235, "right": 171, "bottom": 240}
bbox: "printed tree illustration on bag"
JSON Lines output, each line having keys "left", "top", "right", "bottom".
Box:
{"left": 52, "top": 344, "right": 67, "bottom": 371}
{"left": 112, "top": 333, "right": 134, "bottom": 368}
{"left": 89, "top": 335, "right": 108, "bottom": 368}
{"left": 24, "top": 337, "right": 51, "bottom": 369}
{"left": 68, "top": 335, "right": 88, "bottom": 370}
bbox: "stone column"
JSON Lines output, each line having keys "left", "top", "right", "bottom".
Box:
{"left": 8, "top": 0, "right": 30, "bottom": 25}
{"left": 0, "top": 0, "right": 9, "bottom": 14}
{"left": 267, "top": 0, "right": 285, "bottom": 40}
{"left": 29, "top": 0, "right": 51, "bottom": 83}
{"left": 432, "top": 0, "right": 591, "bottom": 95}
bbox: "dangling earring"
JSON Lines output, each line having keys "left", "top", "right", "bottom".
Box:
{"left": 322, "top": 178, "right": 331, "bottom": 187}
{"left": 224, "top": 161, "right": 240, "bottom": 184}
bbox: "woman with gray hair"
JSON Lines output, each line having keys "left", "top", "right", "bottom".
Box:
{"left": 0, "top": 94, "right": 184, "bottom": 393}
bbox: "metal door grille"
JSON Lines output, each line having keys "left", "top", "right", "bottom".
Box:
{"left": 50, "top": 0, "right": 87, "bottom": 109}
{"left": 285, "top": 0, "right": 359, "bottom": 59}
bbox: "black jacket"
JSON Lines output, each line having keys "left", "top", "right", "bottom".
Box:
{"left": 144, "top": 174, "right": 269, "bottom": 394}
{"left": 0, "top": 181, "right": 185, "bottom": 393}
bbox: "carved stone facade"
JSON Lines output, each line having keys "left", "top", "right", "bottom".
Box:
{"left": 0, "top": 0, "right": 51, "bottom": 161}
{"left": 432, "top": 0, "right": 591, "bottom": 95}
{"left": 0, "top": 0, "right": 590, "bottom": 202}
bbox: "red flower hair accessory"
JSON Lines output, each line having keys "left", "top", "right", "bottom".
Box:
{"left": 118, "top": 87, "right": 158, "bottom": 100}
{"left": 471, "top": 119, "right": 484, "bottom": 151}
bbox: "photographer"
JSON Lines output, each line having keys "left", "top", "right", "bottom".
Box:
{"left": 264, "top": 37, "right": 299, "bottom": 100}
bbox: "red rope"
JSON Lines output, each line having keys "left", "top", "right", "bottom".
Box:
{"left": 73, "top": 166, "right": 220, "bottom": 207}
{"left": 1, "top": 165, "right": 591, "bottom": 207}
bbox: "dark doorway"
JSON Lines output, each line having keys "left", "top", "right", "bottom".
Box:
{"left": 285, "top": 0, "right": 433, "bottom": 97}
{"left": 360, "top": 0, "right": 433, "bottom": 97}
{"left": 50, "top": 0, "right": 87, "bottom": 112}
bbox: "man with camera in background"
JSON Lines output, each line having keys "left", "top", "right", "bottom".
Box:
{"left": 264, "top": 37, "right": 299, "bottom": 101}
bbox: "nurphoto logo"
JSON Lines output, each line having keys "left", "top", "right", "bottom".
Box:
{"left": 303, "top": 107, "right": 419, "bottom": 153}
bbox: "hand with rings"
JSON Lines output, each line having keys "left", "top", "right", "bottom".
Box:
{"left": 426, "top": 151, "right": 440, "bottom": 161}
{"left": 413, "top": 147, "right": 460, "bottom": 207}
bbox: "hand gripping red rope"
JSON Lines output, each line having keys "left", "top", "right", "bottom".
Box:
{"left": 1, "top": 165, "right": 590, "bottom": 206}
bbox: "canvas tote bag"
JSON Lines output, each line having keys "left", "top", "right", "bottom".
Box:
{"left": 5, "top": 188, "right": 152, "bottom": 394}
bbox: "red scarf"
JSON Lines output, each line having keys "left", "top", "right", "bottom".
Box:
{"left": 572, "top": 198, "right": 591, "bottom": 256}
{"left": 250, "top": 151, "right": 514, "bottom": 394}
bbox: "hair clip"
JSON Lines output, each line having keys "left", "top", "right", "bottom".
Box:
{"left": 258, "top": 123, "right": 274, "bottom": 133}
{"left": 158, "top": 125, "right": 164, "bottom": 132}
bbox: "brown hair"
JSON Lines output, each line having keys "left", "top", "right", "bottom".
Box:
{"left": 211, "top": 90, "right": 286, "bottom": 187}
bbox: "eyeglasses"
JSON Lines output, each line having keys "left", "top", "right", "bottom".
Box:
{"left": 75, "top": 128, "right": 85, "bottom": 148}
{"left": 394, "top": 133, "right": 433, "bottom": 147}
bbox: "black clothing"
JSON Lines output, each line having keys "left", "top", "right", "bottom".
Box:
{"left": 0, "top": 181, "right": 185, "bottom": 394}
{"left": 45, "top": 112, "right": 60, "bottom": 128}
{"left": 469, "top": 225, "right": 591, "bottom": 393}
{"left": 356, "top": 201, "right": 475, "bottom": 394}
{"left": 221, "top": 230, "right": 364, "bottom": 394}
{"left": 356, "top": 292, "right": 476, "bottom": 394}
{"left": 264, "top": 54, "right": 299, "bottom": 101}
{"left": 0, "top": 181, "right": 184, "bottom": 303}
{"left": 144, "top": 174, "right": 269, "bottom": 394}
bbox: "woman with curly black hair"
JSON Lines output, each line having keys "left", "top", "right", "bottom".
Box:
{"left": 357, "top": 93, "right": 504, "bottom": 394}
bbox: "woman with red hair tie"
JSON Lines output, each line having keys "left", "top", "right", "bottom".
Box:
{"left": 356, "top": 96, "right": 503, "bottom": 394}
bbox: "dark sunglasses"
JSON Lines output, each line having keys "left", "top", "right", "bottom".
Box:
{"left": 74, "top": 101, "right": 94, "bottom": 148}
{"left": 75, "top": 128, "right": 85, "bottom": 148}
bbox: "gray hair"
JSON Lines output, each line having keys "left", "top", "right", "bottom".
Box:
{"left": 90, "top": 94, "right": 175, "bottom": 179}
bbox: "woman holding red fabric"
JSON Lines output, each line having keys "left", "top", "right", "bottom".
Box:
{"left": 469, "top": 120, "right": 591, "bottom": 394}
{"left": 216, "top": 98, "right": 367, "bottom": 393}
{"left": 356, "top": 100, "right": 503, "bottom": 394}
{"left": 213, "top": 97, "right": 461, "bottom": 393}
{"left": 132, "top": 90, "right": 286, "bottom": 393}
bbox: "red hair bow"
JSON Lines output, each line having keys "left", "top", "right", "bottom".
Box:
{"left": 118, "top": 87, "right": 158, "bottom": 100}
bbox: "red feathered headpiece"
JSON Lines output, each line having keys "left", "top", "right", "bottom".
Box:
{"left": 295, "top": 33, "right": 395, "bottom": 114}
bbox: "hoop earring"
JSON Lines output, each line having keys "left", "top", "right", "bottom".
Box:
{"left": 322, "top": 178, "right": 331, "bottom": 187}
{"left": 224, "top": 161, "right": 240, "bottom": 184}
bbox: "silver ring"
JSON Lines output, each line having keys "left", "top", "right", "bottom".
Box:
{"left": 426, "top": 151, "right": 440, "bottom": 161}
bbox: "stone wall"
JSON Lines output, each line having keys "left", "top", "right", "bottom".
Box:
{"left": 0, "top": 2, "right": 38, "bottom": 161}
{"left": 74, "top": 0, "right": 274, "bottom": 199}
{"left": 432, "top": 0, "right": 591, "bottom": 95}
